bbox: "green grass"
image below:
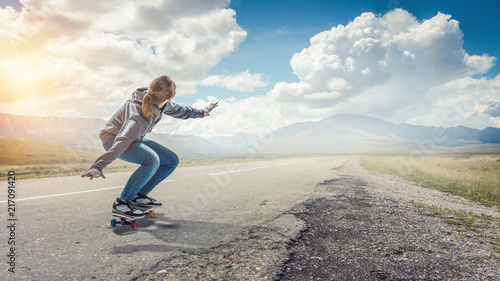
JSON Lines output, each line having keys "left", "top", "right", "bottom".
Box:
{"left": 0, "top": 138, "right": 103, "bottom": 165}
{"left": 410, "top": 200, "right": 500, "bottom": 263}
{"left": 0, "top": 162, "right": 138, "bottom": 181}
{"left": 0, "top": 138, "right": 137, "bottom": 180}
{"left": 360, "top": 154, "right": 500, "bottom": 208}
{"left": 410, "top": 200, "right": 499, "bottom": 233}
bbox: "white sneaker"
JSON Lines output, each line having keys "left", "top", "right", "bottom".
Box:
{"left": 131, "top": 193, "right": 162, "bottom": 207}
{"left": 112, "top": 198, "right": 145, "bottom": 218}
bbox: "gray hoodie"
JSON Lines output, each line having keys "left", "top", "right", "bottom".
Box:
{"left": 90, "top": 88, "right": 204, "bottom": 172}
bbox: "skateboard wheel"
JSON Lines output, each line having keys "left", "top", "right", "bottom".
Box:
{"left": 111, "top": 218, "right": 117, "bottom": 227}
{"left": 148, "top": 210, "right": 154, "bottom": 218}
{"left": 131, "top": 220, "right": 137, "bottom": 228}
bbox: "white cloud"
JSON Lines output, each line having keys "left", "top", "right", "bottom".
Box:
{"left": 262, "top": 9, "right": 499, "bottom": 128}
{"left": 404, "top": 74, "right": 500, "bottom": 128}
{"left": 200, "top": 70, "right": 269, "bottom": 92}
{"left": 0, "top": 0, "right": 246, "bottom": 117}
{"left": 153, "top": 95, "right": 285, "bottom": 138}
{"left": 327, "top": 77, "right": 350, "bottom": 91}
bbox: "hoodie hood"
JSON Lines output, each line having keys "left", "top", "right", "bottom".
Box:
{"left": 131, "top": 87, "right": 163, "bottom": 117}
{"left": 132, "top": 87, "right": 148, "bottom": 103}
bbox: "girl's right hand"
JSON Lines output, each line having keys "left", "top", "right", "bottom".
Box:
{"left": 81, "top": 168, "right": 106, "bottom": 180}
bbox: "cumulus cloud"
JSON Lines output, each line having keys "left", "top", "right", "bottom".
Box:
{"left": 265, "top": 9, "right": 498, "bottom": 128}
{"left": 200, "top": 70, "right": 269, "bottom": 92}
{"left": 485, "top": 103, "right": 500, "bottom": 118}
{"left": 405, "top": 74, "right": 500, "bottom": 128}
{"left": 0, "top": 0, "right": 246, "bottom": 117}
{"left": 153, "top": 95, "right": 286, "bottom": 138}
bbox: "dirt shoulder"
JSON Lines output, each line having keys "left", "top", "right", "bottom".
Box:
{"left": 134, "top": 157, "right": 500, "bottom": 280}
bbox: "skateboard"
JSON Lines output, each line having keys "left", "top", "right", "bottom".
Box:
{"left": 108, "top": 206, "right": 154, "bottom": 228}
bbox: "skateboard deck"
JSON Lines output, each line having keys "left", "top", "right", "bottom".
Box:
{"left": 108, "top": 206, "right": 155, "bottom": 228}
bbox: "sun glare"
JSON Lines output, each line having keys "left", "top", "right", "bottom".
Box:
{"left": 2, "top": 58, "right": 37, "bottom": 83}
{"left": 0, "top": 57, "right": 42, "bottom": 102}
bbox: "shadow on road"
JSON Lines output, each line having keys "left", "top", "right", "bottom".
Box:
{"left": 109, "top": 212, "right": 241, "bottom": 255}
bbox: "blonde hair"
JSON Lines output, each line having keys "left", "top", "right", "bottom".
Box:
{"left": 142, "top": 75, "right": 175, "bottom": 118}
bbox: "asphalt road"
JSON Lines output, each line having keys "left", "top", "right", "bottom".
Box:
{"left": 0, "top": 156, "right": 346, "bottom": 280}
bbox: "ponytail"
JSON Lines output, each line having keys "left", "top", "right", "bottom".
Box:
{"left": 142, "top": 75, "right": 175, "bottom": 118}
{"left": 142, "top": 91, "right": 154, "bottom": 118}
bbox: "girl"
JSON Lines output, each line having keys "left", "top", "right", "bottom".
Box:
{"left": 81, "top": 75, "right": 218, "bottom": 218}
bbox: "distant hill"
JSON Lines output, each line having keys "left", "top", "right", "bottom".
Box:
{"left": 209, "top": 132, "right": 260, "bottom": 154}
{"left": 147, "top": 133, "right": 225, "bottom": 158}
{"left": 0, "top": 138, "right": 101, "bottom": 165}
{"left": 0, "top": 113, "right": 106, "bottom": 153}
{"left": 245, "top": 114, "right": 500, "bottom": 155}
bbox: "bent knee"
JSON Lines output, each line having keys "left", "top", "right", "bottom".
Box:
{"left": 143, "top": 154, "right": 160, "bottom": 169}
{"left": 173, "top": 153, "right": 179, "bottom": 164}
{"left": 171, "top": 153, "right": 179, "bottom": 168}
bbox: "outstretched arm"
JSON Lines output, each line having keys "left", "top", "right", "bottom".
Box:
{"left": 163, "top": 101, "right": 205, "bottom": 119}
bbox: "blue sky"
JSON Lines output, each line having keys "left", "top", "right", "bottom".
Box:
{"left": 1, "top": 0, "right": 499, "bottom": 137}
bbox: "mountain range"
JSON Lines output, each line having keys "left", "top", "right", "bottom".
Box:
{"left": 250, "top": 114, "right": 500, "bottom": 154}
{"left": 0, "top": 113, "right": 107, "bottom": 153}
{"left": 1, "top": 113, "right": 499, "bottom": 160}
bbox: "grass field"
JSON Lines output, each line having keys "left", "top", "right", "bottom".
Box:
{"left": 359, "top": 154, "right": 500, "bottom": 208}
{"left": 0, "top": 138, "right": 101, "bottom": 165}
{"left": 0, "top": 162, "right": 139, "bottom": 181}
{"left": 0, "top": 138, "right": 138, "bottom": 180}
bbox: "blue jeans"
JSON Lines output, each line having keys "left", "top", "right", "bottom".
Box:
{"left": 103, "top": 137, "right": 179, "bottom": 201}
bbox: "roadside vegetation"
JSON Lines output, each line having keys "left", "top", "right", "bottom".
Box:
{"left": 0, "top": 138, "right": 136, "bottom": 180}
{"left": 359, "top": 153, "right": 500, "bottom": 208}
{"left": 411, "top": 200, "right": 500, "bottom": 262}
{"left": 0, "top": 162, "right": 137, "bottom": 181}
{"left": 360, "top": 153, "right": 500, "bottom": 263}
